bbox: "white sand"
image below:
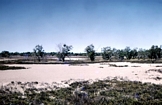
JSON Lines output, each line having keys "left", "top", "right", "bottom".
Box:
{"left": 1, "top": 62, "right": 162, "bottom": 85}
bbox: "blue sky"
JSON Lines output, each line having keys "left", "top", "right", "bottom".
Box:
{"left": 0, "top": 0, "right": 162, "bottom": 53}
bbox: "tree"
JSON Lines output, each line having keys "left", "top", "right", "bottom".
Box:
{"left": 102, "top": 47, "right": 112, "bottom": 60}
{"left": 148, "top": 45, "right": 161, "bottom": 60}
{"left": 57, "top": 44, "right": 73, "bottom": 62}
{"left": 118, "top": 50, "right": 125, "bottom": 61}
{"left": 124, "top": 47, "right": 131, "bottom": 59}
{"left": 112, "top": 48, "right": 117, "bottom": 57}
{"left": 13, "top": 52, "right": 20, "bottom": 56}
{"left": 1, "top": 51, "right": 10, "bottom": 58}
{"left": 85, "top": 44, "right": 95, "bottom": 61}
{"left": 50, "top": 52, "right": 57, "bottom": 56}
{"left": 138, "top": 48, "right": 146, "bottom": 60}
{"left": 130, "top": 48, "right": 138, "bottom": 59}
{"left": 33, "top": 45, "right": 44, "bottom": 62}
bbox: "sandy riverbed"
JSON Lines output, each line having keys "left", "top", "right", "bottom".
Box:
{"left": 1, "top": 62, "right": 162, "bottom": 85}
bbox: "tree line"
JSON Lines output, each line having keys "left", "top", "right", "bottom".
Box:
{"left": 0, "top": 44, "right": 162, "bottom": 62}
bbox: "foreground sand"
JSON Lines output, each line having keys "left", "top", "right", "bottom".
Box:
{"left": 1, "top": 62, "right": 162, "bottom": 85}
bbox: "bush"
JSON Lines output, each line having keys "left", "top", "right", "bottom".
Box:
{"left": 0, "top": 64, "right": 26, "bottom": 70}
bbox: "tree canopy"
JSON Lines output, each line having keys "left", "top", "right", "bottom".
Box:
{"left": 102, "top": 47, "right": 112, "bottom": 60}
{"left": 33, "top": 45, "right": 44, "bottom": 62}
{"left": 85, "top": 44, "right": 95, "bottom": 61}
{"left": 57, "top": 44, "right": 73, "bottom": 62}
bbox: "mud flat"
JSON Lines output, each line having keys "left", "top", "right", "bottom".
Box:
{"left": 1, "top": 62, "right": 162, "bottom": 85}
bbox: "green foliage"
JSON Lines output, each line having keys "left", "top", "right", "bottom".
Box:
{"left": 124, "top": 47, "right": 133, "bottom": 59}
{"left": 116, "top": 50, "right": 125, "bottom": 60}
{"left": 101, "top": 47, "right": 138, "bottom": 61}
{"left": 1, "top": 80, "right": 162, "bottom": 104}
{"left": 148, "top": 45, "right": 161, "bottom": 60}
{"left": 137, "top": 48, "right": 148, "bottom": 60}
{"left": 122, "top": 47, "right": 138, "bottom": 60}
{"left": 33, "top": 45, "right": 44, "bottom": 62}
{"left": 2, "top": 44, "right": 162, "bottom": 62}
{"left": 102, "top": 47, "right": 112, "bottom": 60}
{"left": 50, "top": 52, "right": 57, "bottom": 56}
{"left": 1, "top": 51, "right": 10, "bottom": 58}
{"left": 10, "top": 52, "right": 20, "bottom": 56}
{"left": 85, "top": 44, "right": 95, "bottom": 61}
{"left": 130, "top": 49, "right": 138, "bottom": 59}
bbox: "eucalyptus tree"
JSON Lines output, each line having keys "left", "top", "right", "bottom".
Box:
{"left": 148, "top": 45, "right": 161, "bottom": 60}
{"left": 85, "top": 44, "right": 95, "bottom": 61}
{"left": 1, "top": 51, "right": 10, "bottom": 58}
{"left": 124, "top": 47, "right": 131, "bottom": 59}
{"left": 118, "top": 49, "right": 125, "bottom": 60}
{"left": 112, "top": 48, "right": 119, "bottom": 59}
{"left": 138, "top": 48, "right": 144, "bottom": 59}
{"left": 102, "top": 47, "right": 112, "bottom": 60}
{"left": 57, "top": 44, "right": 73, "bottom": 62}
{"left": 129, "top": 48, "right": 138, "bottom": 59}
{"left": 33, "top": 45, "right": 44, "bottom": 62}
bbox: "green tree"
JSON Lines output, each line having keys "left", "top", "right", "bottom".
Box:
{"left": 13, "top": 52, "right": 20, "bottom": 56}
{"left": 118, "top": 50, "right": 125, "bottom": 61}
{"left": 131, "top": 48, "right": 138, "bottom": 59}
{"left": 33, "top": 45, "right": 44, "bottom": 62}
{"left": 57, "top": 44, "right": 73, "bottom": 62}
{"left": 148, "top": 45, "right": 161, "bottom": 60}
{"left": 102, "top": 47, "right": 112, "bottom": 60}
{"left": 50, "top": 52, "right": 57, "bottom": 56}
{"left": 85, "top": 44, "right": 95, "bottom": 61}
{"left": 138, "top": 48, "right": 146, "bottom": 60}
{"left": 124, "top": 47, "right": 131, "bottom": 59}
{"left": 1, "top": 51, "right": 10, "bottom": 58}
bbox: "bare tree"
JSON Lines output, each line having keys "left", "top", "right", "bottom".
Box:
{"left": 56, "top": 44, "right": 73, "bottom": 62}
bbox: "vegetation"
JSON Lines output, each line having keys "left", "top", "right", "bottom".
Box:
{"left": 33, "top": 45, "right": 44, "bottom": 62}
{"left": 102, "top": 47, "right": 112, "bottom": 60}
{"left": 109, "top": 64, "right": 128, "bottom": 67}
{"left": 1, "top": 44, "right": 162, "bottom": 63}
{"left": 1, "top": 44, "right": 162, "bottom": 104}
{"left": 148, "top": 45, "right": 161, "bottom": 60}
{"left": 1, "top": 79, "right": 162, "bottom": 104}
{"left": 57, "top": 44, "right": 73, "bottom": 62}
{"left": 85, "top": 44, "right": 95, "bottom": 61}
{"left": 0, "top": 64, "right": 26, "bottom": 70}
{"left": 0, "top": 51, "right": 10, "bottom": 58}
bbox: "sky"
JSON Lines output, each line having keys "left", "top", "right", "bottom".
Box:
{"left": 0, "top": 0, "right": 162, "bottom": 53}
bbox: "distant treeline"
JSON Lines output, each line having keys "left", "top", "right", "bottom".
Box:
{"left": 0, "top": 51, "right": 98, "bottom": 57}
{"left": 0, "top": 45, "right": 162, "bottom": 61}
{"left": 0, "top": 51, "right": 100, "bottom": 57}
